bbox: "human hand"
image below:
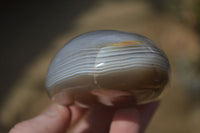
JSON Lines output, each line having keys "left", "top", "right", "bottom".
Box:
{"left": 9, "top": 101, "right": 159, "bottom": 133}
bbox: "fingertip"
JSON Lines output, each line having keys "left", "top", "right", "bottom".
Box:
{"left": 35, "top": 104, "right": 71, "bottom": 133}
{"left": 42, "top": 104, "right": 70, "bottom": 118}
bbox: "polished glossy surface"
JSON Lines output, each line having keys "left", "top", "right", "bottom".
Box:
{"left": 46, "top": 30, "right": 170, "bottom": 107}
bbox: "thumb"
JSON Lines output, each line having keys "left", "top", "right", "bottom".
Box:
{"left": 9, "top": 104, "right": 71, "bottom": 133}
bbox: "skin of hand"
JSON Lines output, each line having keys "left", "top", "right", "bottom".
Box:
{"left": 9, "top": 101, "right": 159, "bottom": 133}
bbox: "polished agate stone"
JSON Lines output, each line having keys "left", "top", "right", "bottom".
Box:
{"left": 45, "top": 30, "right": 170, "bottom": 107}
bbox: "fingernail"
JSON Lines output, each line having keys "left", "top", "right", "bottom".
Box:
{"left": 43, "top": 104, "right": 61, "bottom": 117}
